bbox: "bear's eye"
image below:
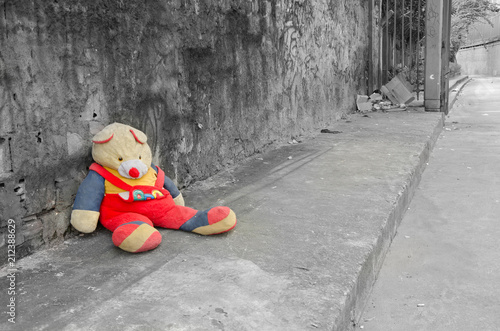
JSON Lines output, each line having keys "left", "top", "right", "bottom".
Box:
{"left": 139, "top": 155, "right": 142, "bottom": 160}
{"left": 118, "top": 157, "right": 123, "bottom": 161}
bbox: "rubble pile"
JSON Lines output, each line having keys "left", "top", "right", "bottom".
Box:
{"left": 356, "top": 74, "right": 416, "bottom": 113}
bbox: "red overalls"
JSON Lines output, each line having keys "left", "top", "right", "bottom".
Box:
{"left": 89, "top": 163, "right": 198, "bottom": 232}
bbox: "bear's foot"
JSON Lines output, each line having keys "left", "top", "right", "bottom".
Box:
{"left": 179, "top": 206, "right": 237, "bottom": 235}
{"left": 112, "top": 221, "right": 162, "bottom": 253}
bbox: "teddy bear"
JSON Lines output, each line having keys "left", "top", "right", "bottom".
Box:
{"left": 70, "top": 122, "right": 237, "bottom": 253}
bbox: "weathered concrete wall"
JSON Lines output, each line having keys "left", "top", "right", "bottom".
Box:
{"left": 456, "top": 41, "right": 500, "bottom": 76}
{"left": 0, "top": 0, "right": 369, "bottom": 261}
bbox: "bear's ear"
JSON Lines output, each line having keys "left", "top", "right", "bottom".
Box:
{"left": 92, "top": 128, "right": 114, "bottom": 144}
{"left": 129, "top": 129, "right": 147, "bottom": 144}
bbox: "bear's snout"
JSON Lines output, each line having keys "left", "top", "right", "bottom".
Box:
{"left": 118, "top": 159, "right": 149, "bottom": 179}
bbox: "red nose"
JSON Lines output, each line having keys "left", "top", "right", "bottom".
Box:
{"left": 128, "top": 167, "right": 140, "bottom": 178}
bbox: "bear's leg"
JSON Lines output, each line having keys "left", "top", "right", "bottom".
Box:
{"left": 154, "top": 205, "right": 237, "bottom": 235}
{"left": 102, "top": 213, "right": 162, "bottom": 253}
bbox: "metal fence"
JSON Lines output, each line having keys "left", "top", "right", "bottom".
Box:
{"left": 370, "top": 0, "right": 454, "bottom": 113}
{"left": 369, "top": 0, "right": 427, "bottom": 98}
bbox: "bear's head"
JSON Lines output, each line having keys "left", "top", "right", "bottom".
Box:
{"left": 92, "top": 123, "right": 152, "bottom": 179}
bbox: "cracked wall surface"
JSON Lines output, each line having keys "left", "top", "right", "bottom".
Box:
{"left": 0, "top": 0, "right": 370, "bottom": 262}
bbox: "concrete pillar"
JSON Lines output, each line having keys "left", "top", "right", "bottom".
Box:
{"left": 424, "top": 0, "right": 444, "bottom": 112}
{"left": 368, "top": 0, "right": 374, "bottom": 94}
{"left": 440, "top": 0, "right": 452, "bottom": 114}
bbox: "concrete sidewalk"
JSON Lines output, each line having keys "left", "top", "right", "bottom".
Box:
{"left": 359, "top": 76, "right": 500, "bottom": 330}
{"left": 1, "top": 108, "right": 444, "bottom": 331}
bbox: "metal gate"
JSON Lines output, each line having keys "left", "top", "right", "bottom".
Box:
{"left": 368, "top": 0, "right": 452, "bottom": 113}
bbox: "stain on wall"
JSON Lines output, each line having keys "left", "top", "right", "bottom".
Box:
{"left": 0, "top": 0, "right": 369, "bottom": 261}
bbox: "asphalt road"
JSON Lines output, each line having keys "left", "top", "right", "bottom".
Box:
{"left": 358, "top": 76, "right": 500, "bottom": 331}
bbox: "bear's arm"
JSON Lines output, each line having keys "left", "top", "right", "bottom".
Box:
{"left": 152, "top": 164, "right": 185, "bottom": 206}
{"left": 73, "top": 170, "right": 105, "bottom": 211}
{"left": 71, "top": 170, "right": 105, "bottom": 233}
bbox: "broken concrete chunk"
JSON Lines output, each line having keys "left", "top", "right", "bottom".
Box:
{"left": 357, "top": 95, "right": 369, "bottom": 103}
{"left": 356, "top": 95, "right": 373, "bottom": 112}
{"left": 380, "top": 85, "right": 398, "bottom": 104}
{"left": 358, "top": 102, "right": 373, "bottom": 112}
{"left": 369, "top": 93, "right": 383, "bottom": 101}
{"left": 381, "top": 74, "right": 415, "bottom": 105}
